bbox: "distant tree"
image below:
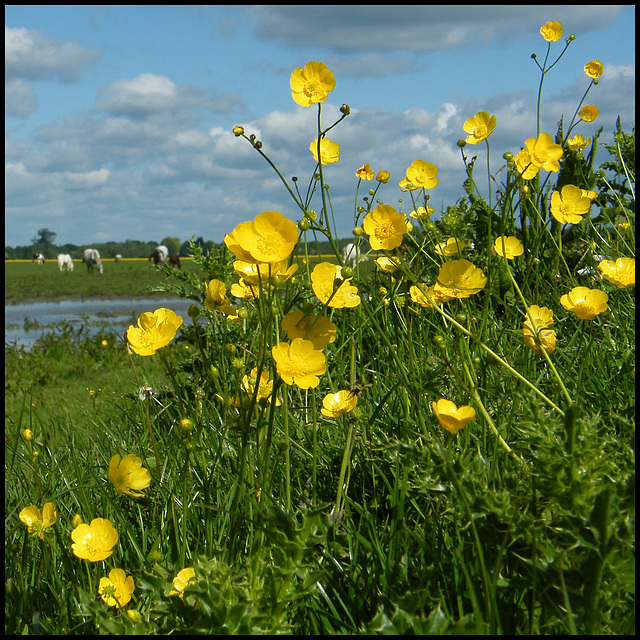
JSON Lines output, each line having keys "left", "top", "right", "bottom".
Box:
{"left": 32, "top": 228, "right": 57, "bottom": 246}
{"left": 160, "top": 237, "right": 181, "bottom": 255}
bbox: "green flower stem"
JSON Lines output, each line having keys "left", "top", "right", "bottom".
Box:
{"left": 144, "top": 395, "right": 162, "bottom": 480}
{"left": 331, "top": 423, "right": 354, "bottom": 524}
{"left": 311, "top": 390, "right": 318, "bottom": 505}
{"left": 564, "top": 80, "right": 596, "bottom": 141}
{"left": 283, "top": 390, "right": 291, "bottom": 512}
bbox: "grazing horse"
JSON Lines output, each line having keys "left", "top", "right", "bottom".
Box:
{"left": 150, "top": 245, "right": 169, "bottom": 265}
{"left": 168, "top": 254, "right": 181, "bottom": 270}
{"left": 57, "top": 253, "right": 74, "bottom": 272}
{"left": 114, "top": 254, "right": 123, "bottom": 262}
{"left": 83, "top": 248, "right": 103, "bottom": 274}
{"left": 32, "top": 253, "right": 45, "bottom": 265}
{"left": 341, "top": 243, "right": 369, "bottom": 268}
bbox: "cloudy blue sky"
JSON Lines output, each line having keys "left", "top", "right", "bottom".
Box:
{"left": 5, "top": 5, "right": 635, "bottom": 248}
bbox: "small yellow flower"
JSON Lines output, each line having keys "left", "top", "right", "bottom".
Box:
{"left": 224, "top": 211, "right": 299, "bottom": 264}
{"left": 170, "top": 567, "right": 197, "bottom": 599}
{"left": 241, "top": 367, "right": 280, "bottom": 406}
{"left": 321, "top": 390, "right": 358, "bottom": 418}
{"left": 434, "top": 259, "right": 487, "bottom": 299}
{"left": 233, "top": 125, "right": 245, "bottom": 136}
{"left": 281, "top": 310, "right": 337, "bottom": 349}
{"left": 409, "top": 205, "right": 435, "bottom": 220}
{"left": 494, "top": 236, "right": 524, "bottom": 260}
{"left": 72, "top": 514, "right": 84, "bottom": 528}
{"left": 363, "top": 204, "right": 407, "bottom": 251}
{"left": 463, "top": 111, "right": 497, "bottom": 145}
{"left": 598, "top": 257, "right": 635, "bottom": 288}
{"left": 108, "top": 454, "right": 152, "bottom": 498}
{"left": 376, "top": 170, "right": 390, "bottom": 183}
{"left": 560, "top": 286, "right": 608, "bottom": 320}
{"left": 126, "top": 308, "right": 183, "bottom": 356}
{"left": 579, "top": 105, "right": 599, "bottom": 123}
{"left": 101, "top": 339, "right": 108, "bottom": 346}
{"left": 233, "top": 259, "right": 297, "bottom": 288}
{"left": 550, "top": 185, "right": 592, "bottom": 224}
{"left": 272, "top": 338, "right": 327, "bottom": 389}
{"left": 98, "top": 568, "right": 135, "bottom": 608}
{"left": 127, "top": 610, "right": 142, "bottom": 623}
{"left": 400, "top": 160, "right": 439, "bottom": 191}
{"left": 21, "top": 428, "right": 33, "bottom": 441}
{"left": 567, "top": 134, "right": 592, "bottom": 151}
{"left": 311, "top": 262, "right": 361, "bottom": 308}
{"left": 540, "top": 20, "right": 563, "bottom": 42}
{"left": 374, "top": 256, "right": 403, "bottom": 274}
{"left": 71, "top": 517, "right": 118, "bottom": 561}
{"left": 584, "top": 60, "right": 604, "bottom": 79}
{"left": 410, "top": 284, "right": 454, "bottom": 308}
{"left": 290, "top": 61, "right": 336, "bottom": 107}
{"left": 432, "top": 399, "right": 476, "bottom": 434}
{"left": 19, "top": 502, "right": 57, "bottom": 539}
{"left": 434, "top": 237, "right": 465, "bottom": 257}
{"left": 356, "top": 163, "right": 375, "bottom": 180}
{"left": 522, "top": 305, "right": 556, "bottom": 356}
{"left": 310, "top": 136, "right": 340, "bottom": 165}
{"left": 514, "top": 132, "right": 563, "bottom": 179}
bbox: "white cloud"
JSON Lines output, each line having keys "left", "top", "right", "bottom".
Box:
{"left": 64, "top": 168, "right": 111, "bottom": 189}
{"left": 5, "top": 26, "right": 101, "bottom": 82}
{"left": 97, "top": 73, "right": 179, "bottom": 115}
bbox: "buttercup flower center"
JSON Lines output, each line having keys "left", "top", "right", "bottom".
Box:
{"left": 374, "top": 221, "right": 395, "bottom": 240}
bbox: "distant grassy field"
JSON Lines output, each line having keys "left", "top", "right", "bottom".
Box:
{"left": 4, "top": 254, "right": 360, "bottom": 305}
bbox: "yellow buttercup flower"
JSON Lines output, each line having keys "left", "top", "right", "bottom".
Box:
{"left": 434, "top": 259, "right": 487, "bottom": 299}
{"left": 233, "top": 260, "right": 297, "bottom": 287}
{"left": 126, "top": 308, "right": 183, "bottom": 356}
{"left": 598, "top": 257, "right": 635, "bottom": 289}
{"left": 540, "top": 21, "right": 563, "bottom": 42}
{"left": 514, "top": 132, "right": 563, "bottom": 180}
{"left": 410, "top": 284, "right": 454, "bottom": 308}
{"left": 108, "top": 454, "right": 152, "bottom": 498}
{"left": 311, "top": 262, "right": 361, "bottom": 308}
{"left": 435, "top": 237, "right": 465, "bottom": 257}
{"left": 432, "top": 399, "right": 476, "bottom": 434}
{"left": 170, "top": 567, "right": 197, "bottom": 599}
{"left": 560, "top": 286, "right": 608, "bottom": 320}
{"left": 523, "top": 305, "right": 556, "bottom": 356}
{"left": 584, "top": 60, "right": 604, "bottom": 79}
{"left": 363, "top": 204, "right": 407, "bottom": 251}
{"left": 71, "top": 518, "right": 118, "bottom": 562}
{"left": 321, "top": 390, "right": 357, "bottom": 418}
{"left": 272, "top": 338, "right": 327, "bottom": 389}
{"left": 550, "top": 185, "right": 592, "bottom": 224}
{"left": 376, "top": 170, "right": 390, "bottom": 183}
{"left": 494, "top": 236, "right": 524, "bottom": 260}
{"left": 409, "top": 205, "right": 435, "bottom": 220}
{"left": 98, "top": 569, "right": 135, "bottom": 608}
{"left": 374, "top": 256, "right": 403, "bottom": 274}
{"left": 281, "top": 310, "right": 337, "bottom": 349}
{"left": 400, "top": 160, "right": 439, "bottom": 191}
{"left": 579, "top": 105, "right": 599, "bottom": 123}
{"left": 19, "top": 502, "right": 57, "bottom": 539}
{"left": 310, "top": 136, "right": 340, "bottom": 165}
{"left": 224, "top": 211, "right": 299, "bottom": 264}
{"left": 463, "top": 111, "right": 497, "bottom": 145}
{"left": 230, "top": 278, "right": 259, "bottom": 300}
{"left": 567, "top": 134, "right": 592, "bottom": 151}
{"left": 204, "top": 279, "right": 236, "bottom": 314}
{"left": 356, "top": 163, "right": 375, "bottom": 180}
{"left": 241, "top": 367, "right": 280, "bottom": 406}
{"left": 290, "top": 61, "right": 336, "bottom": 107}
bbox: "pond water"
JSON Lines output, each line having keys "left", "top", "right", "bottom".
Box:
{"left": 5, "top": 297, "right": 195, "bottom": 350}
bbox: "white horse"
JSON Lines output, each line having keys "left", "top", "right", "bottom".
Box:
{"left": 150, "top": 245, "right": 169, "bottom": 265}
{"left": 57, "top": 254, "right": 74, "bottom": 272}
{"left": 32, "top": 253, "right": 45, "bottom": 265}
{"left": 341, "top": 243, "right": 369, "bottom": 268}
{"left": 114, "top": 254, "right": 123, "bottom": 262}
{"left": 83, "top": 248, "right": 103, "bottom": 274}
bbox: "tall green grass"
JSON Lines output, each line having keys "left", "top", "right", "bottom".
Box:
{"left": 5, "top": 21, "right": 634, "bottom": 635}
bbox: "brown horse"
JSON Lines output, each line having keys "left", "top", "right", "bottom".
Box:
{"left": 168, "top": 254, "right": 181, "bottom": 270}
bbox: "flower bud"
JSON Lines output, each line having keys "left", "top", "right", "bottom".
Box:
{"left": 298, "top": 218, "right": 310, "bottom": 231}
{"left": 224, "top": 343, "right": 236, "bottom": 356}
{"left": 126, "top": 610, "right": 142, "bottom": 623}
{"left": 180, "top": 418, "right": 194, "bottom": 432}
{"left": 72, "top": 514, "right": 84, "bottom": 528}
{"left": 209, "top": 365, "right": 219, "bottom": 379}
{"left": 237, "top": 307, "right": 248, "bottom": 320}
{"left": 22, "top": 428, "right": 33, "bottom": 442}
{"left": 457, "top": 139, "right": 467, "bottom": 148}
{"left": 341, "top": 266, "right": 354, "bottom": 279}
{"left": 340, "top": 104, "right": 351, "bottom": 115}
{"left": 503, "top": 151, "right": 513, "bottom": 161}
{"left": 353, "top": 226, "right": 365, "bottom": 236}
{"left": 232, "top": 126, "right": 244, "bottom": 137}
{"left": 187, "top": 304, "right": 200, "bottom": 319}
{"left": 254, "top": 140, "right": 263, "bottom": 149}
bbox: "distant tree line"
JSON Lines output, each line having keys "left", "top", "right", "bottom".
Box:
{"left": 5, "top": 228, "right": 365, "bottom": 260}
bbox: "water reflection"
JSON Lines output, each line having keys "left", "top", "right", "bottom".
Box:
{"left": 5, "top": 297, "right": 194, "bottom": 350}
